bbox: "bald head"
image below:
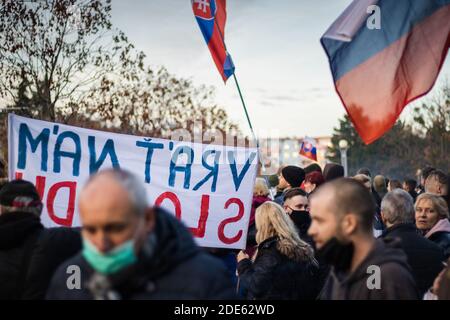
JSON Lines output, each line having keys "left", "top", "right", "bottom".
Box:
{"left": 79, "top": 169, "right": 153, "bottom": 253}
{"left": 311, "top": 178, "right": 375, "bottom": 233}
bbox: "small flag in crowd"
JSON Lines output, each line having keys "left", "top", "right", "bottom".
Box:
{"left": 192, "top": 0, "right": 235, "bottom": 82}
{"left": 299, "top": 137, "right": 318, "bottom": 161}
{"left": 321, "top": 0, "right": 450, "bottom": 144}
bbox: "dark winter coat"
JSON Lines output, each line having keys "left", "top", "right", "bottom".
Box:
{"left": 46, "top": 207, "right": 237, "bottom": 300}
{"left": 237, "top": 236, "right": 321, "bottom": 300}
{"left": 320, "top": 238, "right": 419, "bottom": 300}
{"left": 0, "top": 211, "right": 81, "bottom": 300}
{"left": 382, "top": 223, "right": 445, "bottom": 296}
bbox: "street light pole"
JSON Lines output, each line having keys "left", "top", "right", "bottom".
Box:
{"left": 339, "top": 139, "right": 349, "bottom": 177}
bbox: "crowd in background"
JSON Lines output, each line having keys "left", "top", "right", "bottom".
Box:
{"left": 0, "top": 161, "right": 449, "bottom": 300}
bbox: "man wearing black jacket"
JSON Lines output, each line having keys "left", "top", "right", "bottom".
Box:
{"left": 308, "top": 178, "right": 419, "bottom": 300}
{"left": 46, "top": 169, "right": 236, "bottom": 300}
{"left": 380, "top": 189, "right": 445, "bottom": 297}
{"left": 0, "top": 180, "right": 81, "bottom": 299}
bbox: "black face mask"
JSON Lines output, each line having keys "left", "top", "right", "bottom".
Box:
{"left": 289, "top": 210, "right": 312, "bottom": 231}
{"left": 316, "top": 237, "right": 354, "bottom": 272}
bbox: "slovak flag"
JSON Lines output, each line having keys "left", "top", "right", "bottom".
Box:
{"left": 192, "top": 0, "right": 235, "bottom": 82}
{"left": 322, "top": 0, "right": 450, "bottom": 144}
{"left": 299, "top": 137, "right": 318, "bottom": 162}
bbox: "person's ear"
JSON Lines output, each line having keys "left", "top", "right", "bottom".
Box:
{"left": 144, "top": 207, "right": 156, "bottom": 233}
{"left": 342, "top": 213, "right": 358, "bottom": 236}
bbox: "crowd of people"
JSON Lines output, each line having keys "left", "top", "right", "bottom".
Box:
{"left": 0, "top": 162, "right": 449, "bottom": 300}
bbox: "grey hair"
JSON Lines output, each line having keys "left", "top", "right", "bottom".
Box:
{"left": 87, "top": 169, "right": 149, "bottom": 216}
{"left": 381, "top": 189, "right": 415, "bottom": 225}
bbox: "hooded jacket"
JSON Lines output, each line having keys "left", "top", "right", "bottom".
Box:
{"left": 238, "top": 236, "right": 321, "bottom": 300}
{"left": 320, "top": 238, "right": 419, "bottom": 300}
{"left": 425, "top": 218, "right": 450, "bottom": 259}
{"left": 0, "top": 211, "right": 81, "bottom": 299}
{"left": 46, "top": 207, "right": 236, "bottom": 300}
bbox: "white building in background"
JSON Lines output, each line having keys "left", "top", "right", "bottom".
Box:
{"left": 259, "top": 136, "right": 332, "bottom": 175}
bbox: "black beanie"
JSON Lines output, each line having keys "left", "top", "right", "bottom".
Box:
{"left": 281, "top": 166, "right": 305, "bottom": 188}
{"left": 0, "top": 180, "right": 42, "bottom": 210}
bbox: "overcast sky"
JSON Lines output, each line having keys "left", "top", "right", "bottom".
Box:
{"left": 111, "top": 0, "right": 450, "bottom": 138}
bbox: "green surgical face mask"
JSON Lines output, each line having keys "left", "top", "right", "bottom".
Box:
{"left": 82, "top": 238, "right": 138, "bottom": 275}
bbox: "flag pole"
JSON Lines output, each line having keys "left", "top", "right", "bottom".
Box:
{"left": 213, "top": 18, "right": 269, "bottom": 181}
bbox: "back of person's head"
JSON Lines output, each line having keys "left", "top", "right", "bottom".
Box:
{"left": 415, "top": 192, "right": 449, "bottom": 220}
{"left": 283, "top": 187, "right": 308, "bottom": 202}
{"left": 255, "top": 201, "right": 313, "bottom": 261}
{"left": 323, "top": 163, "right": 344, "bottom": 181}
{"left": 281, "top": 166, "right": 305, "bottom": 188}
{"left": 304, "top": 171, "right": 325, "bottom": 187}
{"left": 373, "top": 175, "right": 387, "bottom": 193}
{"left": 425, "top": 170, "right": 449, "bottom": 196}
{"left": 422, "top": 166, "right": 436, "bottom": 182}
{"left": 353, "top": 174, "right": 372, "bottom": 191}
{"left": 403, "top": 179, "right": 417, "bottom": 192}
{"left": 381, "top": 189, "right": 415, "bottom": 226}
{"left": 253, "top": 177, "right": 270, "bottom": 197}
{"left": 0, "top": 179, "right": 42, "bottom": 217}
{"left": 357, "top": 167, "right": 371, "bottom": 178}
{"left": 304, "top": 163, "right": 322, "bottom": 175}
{"left": 312, "top": 178, "right": 375, "bottom": 234}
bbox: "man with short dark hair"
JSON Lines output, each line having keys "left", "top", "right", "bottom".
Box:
{"left": 308, "top": 178, "right": 418, "bottom": 300}
{"left": 426, "top": 170, "right": 449, "bottom": 197}
{"left": 380, "top": 189, "right": 445, "bottom": 297}
{"left": 0, "top": 180, "right": 81, "bottom": 299}
{"left": 46, "top": 169, "right": 236, "bottom": 300}
{"left": 403, "top": 179, "right": 418, "bottom": 202}
{"left": 274, "top": 166, "right": 305, "bottom": 205}
{"left": 283, "top": 188, "right": 311, "bottom": 244}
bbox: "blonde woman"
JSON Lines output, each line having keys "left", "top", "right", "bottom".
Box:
{"left": 237, "top": 201, "right": 320, "bottom": 300}
{"left": 415, "top": 193, "right": 450, "bottom": 258}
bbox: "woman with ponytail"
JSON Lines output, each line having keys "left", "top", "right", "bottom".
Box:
{"left": 237, "top": 201, "right": 321, "bottom": 300}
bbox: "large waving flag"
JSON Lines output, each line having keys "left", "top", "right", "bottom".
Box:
{"left": 299, "top": 137, "right": 318, "bottom": 162}
{"left": 322, "top": 0, "right": 450, "bottom": 144}
{"left": 192, "top": 0, "right": 235, "bottom": 82}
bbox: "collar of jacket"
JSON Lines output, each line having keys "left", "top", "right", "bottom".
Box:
{"left": 382, "top": 223, "right": 418, "bottom": 238}
{"left": 258, "top": 236, "right": 279, "bottom": 250}
{"left": 0, "top": 211, "right": 43, "bottom": 249}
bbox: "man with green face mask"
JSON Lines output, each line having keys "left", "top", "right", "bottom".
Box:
{"left": 46, "top": 169, "right": 236, "bottom": 300}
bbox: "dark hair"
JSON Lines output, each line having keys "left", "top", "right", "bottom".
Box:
{"left": 422, "top": 166, "right": 436, "bottom": 181}
{"left": 357, "top": 168, "right": 371, "bottom": 178}
{"left": 314, "top": 178, "right": 375, "bottom": 233}
{"left": 304, "top": 163, "right": 322, "bottom": 175}
{"left": 283, "top": 187, "right": 307, "bottom": 202}
{"left": 403, "top": 179, "right": 417, "bottom": 192}
{"left": 427, "top": 170, "right": 448, "bottom": 186}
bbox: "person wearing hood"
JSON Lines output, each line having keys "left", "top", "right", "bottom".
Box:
{"left": 237, "top": 201, "right": 321, "bottom": 300}
{"left": 415, "top": 193, "right": 450, "bottom": 259}
{"left": 46, "top": 169, "right": 236, "bottom": 300}
{"left": 246, "top": 177, "right": 271, "bottom": 258}
{"left": 274, "top": 166, "right": 305, "bottom": 205}
{"left": 308, "top": 178, "right": 419, "bottom": 300}
{"left": 0, "top": 180, "right": 81, "bottom": 300}
{"left": 323, "top": 163, "right": 344, "bottom": 182}
{"left": 380, "top": 189, "right": 445, "bottom": 297}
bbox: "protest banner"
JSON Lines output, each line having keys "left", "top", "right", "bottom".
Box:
{"left": 8, "top": 114, "right": 258, "bottom": 249}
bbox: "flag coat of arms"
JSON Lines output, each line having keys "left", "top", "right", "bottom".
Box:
{"left": 192, "top": 0, "right": 235, "bottom": 82}
{"left": 299, "top": 137, "right": 318, "bottom": 161}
